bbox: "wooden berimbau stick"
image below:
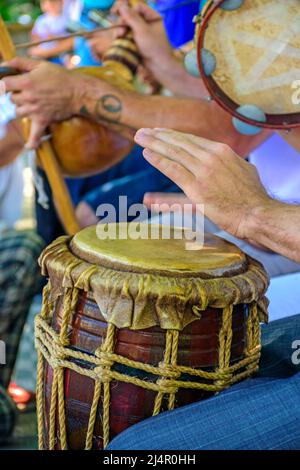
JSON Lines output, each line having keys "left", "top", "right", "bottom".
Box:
{"left": 15, "top": 18, "right": 162, "bottom": 51}
{"left": 0, "top": 15, "right": 80, "bottom": 236}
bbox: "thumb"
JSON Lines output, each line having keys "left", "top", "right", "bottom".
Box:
{"left": 134, "top": 3, "right": 162, "bottom": 22}
{"left": 3, "top": 57, "right": 41, "bottom": 72}
{"left": 25, "top": 119, "right": 47, "bottom": 150}
{"left": 118, "top": 5, "right": 147, "bottom": 34}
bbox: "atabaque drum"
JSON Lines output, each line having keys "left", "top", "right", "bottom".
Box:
{"left": 196, "top": 0, "right": 300, "bottom": 134}
{"left": 35, "top": 224, "right": 269, "bottom": 450}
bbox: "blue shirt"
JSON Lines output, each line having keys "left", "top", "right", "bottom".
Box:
{"left": 153, "top": 0, "right": 200, "bottom": 48}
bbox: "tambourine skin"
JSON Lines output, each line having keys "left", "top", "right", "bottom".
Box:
{"left": 197, "top": 0, "right": 300, "bottom": 130}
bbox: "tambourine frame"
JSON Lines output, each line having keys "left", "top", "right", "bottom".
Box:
{"left": 197, "top": 0, "right": 300, "bottom": 130}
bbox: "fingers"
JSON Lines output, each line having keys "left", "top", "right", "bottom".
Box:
{"left": 143, "top": 192, "right": 191, "bottom": 210}
{"left": 1, "top": 58, "right": 45, "bottom": 93}
{"left": 141, "top": 128, "right": 214, "bottom": 164}
{"left": 142, "top": 148, "right": 194, "bottom": 194}
{"left": 134, "top": 3, "right": 162, "bottom": 21}
{"left": 147, "top": 127, "right": 230, "bottom": 155}
{"left": 135, "top": 128, "right": 203, "bottom": 174}
{"left": 113, "top": 25, "right": 129, "bottom": 39}
{"left": 10, "top": 91, "right": 30, "bottom": 106}
{"left": 15, "top": 105, "right": 33, "bottom": 119}
{"left": 118, "top": 4, "right": 147, "bottom": 33}
{"left": 76, "top": 201, "right": 98, "bottom": 229}
{"left": 135, "top": 128, "right": 238, "bottom": 175}
{"left": 25, "top": 119, "right": 48, "bottom": 149}
{"left": 11, "top": 92, "right": 40, "bottom": 118}
{"left": 2, "top": 57, "right": 40, "bottom": 72}
{"left": 111, "top": 0, "right": 129, "bottom": 16}
{"left": 2, "top": 73, "right": 31, "bottom": 93}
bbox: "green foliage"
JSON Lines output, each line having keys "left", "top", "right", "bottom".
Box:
{"left": 0, "top": 0, "right": 41, "bottom": 23}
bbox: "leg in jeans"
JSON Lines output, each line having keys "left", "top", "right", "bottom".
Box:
{"left": 107, "top": 314, "right": 300, "bottom": 450}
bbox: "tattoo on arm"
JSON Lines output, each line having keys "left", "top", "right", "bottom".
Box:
{"left": 95, "top": 94, "right": 122, "bottom": 124}
{"left": 80, "top": 94, "right": 123, "bottom": 125}
{"left": 79, "top": 105, "right": 91, "bottom": 118}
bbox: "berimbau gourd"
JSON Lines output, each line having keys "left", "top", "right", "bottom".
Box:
{"left": 47, "top": 34, "right": 140, "bottom": 177}
{"left": 0, "top": 33, "right": 140, "bottom": 177}
{"left": 0, "top": 15, "right": 143, "bottom": 234}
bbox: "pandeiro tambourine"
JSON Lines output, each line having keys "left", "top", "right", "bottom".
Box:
{"left": 195, "top": 0, "right": 300, "bottom": 134}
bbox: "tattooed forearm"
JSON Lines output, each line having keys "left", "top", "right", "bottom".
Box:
{"left": 79, "top": 94, "right": 123, "bottom": 125}
{"left": 96, "top": 95, "right": 122, "bottom": 122}
{"left": 79, "top": 105, "right": 91, "bottom": 118}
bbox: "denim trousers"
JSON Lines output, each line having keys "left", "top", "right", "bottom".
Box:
{"left": 107, "top": 314, "right": 300, "bottom": 450}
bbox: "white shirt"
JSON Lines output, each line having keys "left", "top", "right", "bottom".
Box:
{"left": 0, "top": 160, "right": 23, "bottom": 230}
{"left": 0, "top": 95, "right": 22, "bottom": 230}
{"left": 0, "top": 94, "right": 16, "bottom": 133}
{"left": 63, "top": 0, "right": 84, "bottom": 22}
{"left": 32, "top": 13, "right": 68, "bottom": 49}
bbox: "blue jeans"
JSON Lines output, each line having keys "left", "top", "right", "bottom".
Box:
{"left": 107, "top": 314, "right": 300, "bottom": 450}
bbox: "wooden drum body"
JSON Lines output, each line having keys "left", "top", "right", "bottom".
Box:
{"left": 35, "top": 224, "right": 269, "bottom": 450}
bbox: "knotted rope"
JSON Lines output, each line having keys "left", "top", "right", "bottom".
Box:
{"left": 35, "top": 269, "right": 263, "bottom": 449}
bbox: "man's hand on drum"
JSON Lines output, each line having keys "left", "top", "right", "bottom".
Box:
{"left": 1, "top": 57, "right": 79, "bottom": 149}
{"left": 135, "top": 128, "right": 273, "bottom": 242}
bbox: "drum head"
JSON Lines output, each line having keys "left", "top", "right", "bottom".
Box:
{"left": 70, "top": 223, "right": 247, "bottom": 278}
{"left": 198, "top": 0, "right": 300, "bottom": 128}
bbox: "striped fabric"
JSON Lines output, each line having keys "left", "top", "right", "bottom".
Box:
{"left": 0, "top": 230, "right": 44, "bottom": 441}
{"left": 0, "top": 385, "right": 16, "bottom": 441}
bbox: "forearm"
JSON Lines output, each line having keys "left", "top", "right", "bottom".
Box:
{"left": 73, "top": 74, "right": 269, "bottom": 157}
{"left": 30, "top": 39, "right": 73, "bottom": 59}
{"left": 279, "top": 128, "right": 300, "bottom": 153}
{"left": 0, "top": 122, "right": 24, "bottom": 167}
{"left": 247, "top": 200, "right": 300, "bottom": 262}
{"left": 147, "top": 54, "right": 207, "bottom": 99}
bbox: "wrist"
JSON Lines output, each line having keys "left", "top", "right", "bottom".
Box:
{"left": 243, "top": 198, "right": 280, "bottom": 242}
{"left": 68, "top": 72, "right": 83, "bottom": 115}
{"left": 68, "top": 73, "right": 102, "bottom": 116}
{"left": 147, "top": 49, "right": 176, "bottom": 77}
